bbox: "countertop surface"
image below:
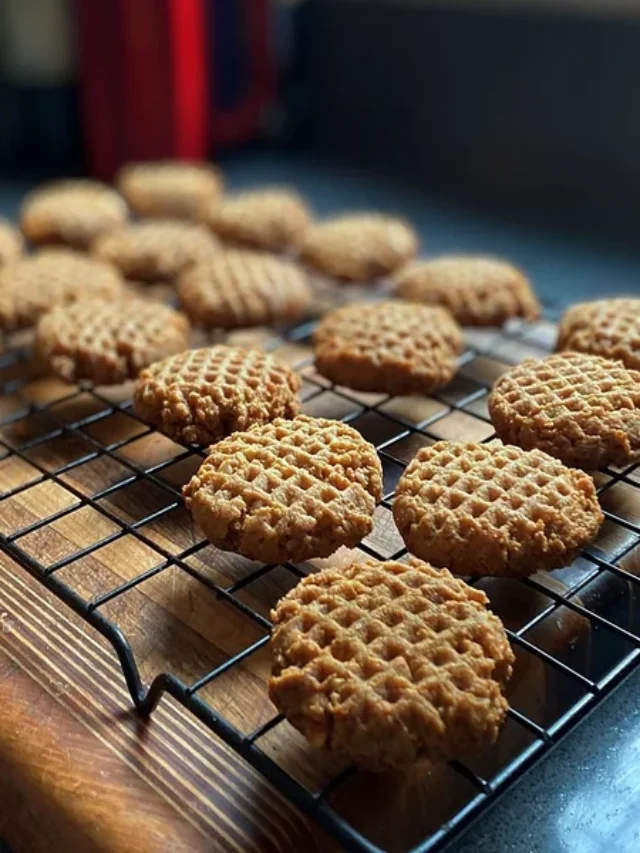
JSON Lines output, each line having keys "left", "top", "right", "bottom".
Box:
{"left": 2, "top": 152, "right": 640, "bottom": 853}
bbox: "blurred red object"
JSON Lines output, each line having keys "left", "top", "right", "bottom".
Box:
{"left": 75, "top": 0, "right": 275, "bottom": 179}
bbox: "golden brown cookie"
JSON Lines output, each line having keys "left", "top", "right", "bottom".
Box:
{"left": 20, "top": 180, "right": 127, "bottom": 249}
{"left": 489, "top": 352, "right": 640, "bottom": 470}
{"left": 200, "top": 188, "right": 310, "bottom": 251}
{"left": 269, "top": 556, "right": 514, "bottom": 771}
{"left": 93, "top": 220, "right": 220, "bottom": 282}
{"left": 313, "top": 300, "right": 462, "bottom": 394}
{"left": 301, "top": 213, "right": 418, "bottom": 281}
{"left": 134, "top": 345, "right": 300, "bottom": 445}
{"left": 177, "top": 249, "right": 312, "bottom": 329}
{"left": 35, "top": 298, "right": 189, "bottom": 384}
{"left": 0, "top": 249, "right": 126, "bottom": 332}
{"left": 183, "top": 415, "right": 383, "bottom": 563}
{"left": 0, "top": 218, "right": 23, "bottom": 266}
{"left": 393, "top": 440, "right": 603, "bottom": 577}
{"left": 556, "top": 298, "right": 640, "bottom": 370}
{"left": 394, "top": 255, "right": 540, "bottom": 326}
{"left": 117, "top": 160, "right": 223, "bottom": 219}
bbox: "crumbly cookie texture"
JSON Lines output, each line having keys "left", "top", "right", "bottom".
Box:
{"left": 0, "top": 218, "right": 24, "bottom": 266}
{"left": 0, "top": 249, "right": 126, "bottom": 332}
{"left": 269, "top": 556, "right": 514, "bottom": 771}
{"left": 35, "top": 297, "right": 189, "bottom": 385}
{"left": 134, "top": 345, "right": 301, "bottom": 445}
{"left": 394, "top": 255, "right": 540, "bottom": 327}
{"left": 200, "top": 188, "right": 310, "bottom": 252}
{"left": 117, "top": 160, "right": 223, "bottom": 219}
{"left": 393, "top": 440, "right": 603, "bottom": 577}
{"left": 177, "top": 250, "right": 312, "bottom": 329}
{"left": 556, "top": 298, "right": 640, "bottom": 370}
{"left": 313, "top": 300, "right": 462, "bottom": 394}
{"left": 93, "top": 220, "right": 220, "bottom": 282}
{"left": 20, "top": 180, "right": 127, "bottom": 249}
{"left": 489, "top": 352, "right": 640, "bottom": 470}
{"left": 183, "top": 415, "right": 383, "bottom": 564}
{"left": 301, "top": 213, "right": 418, "bottom": 281}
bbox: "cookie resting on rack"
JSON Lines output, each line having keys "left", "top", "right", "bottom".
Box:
{"left": 177, "top": 250, "right": 312, "bottom": 329}
{"left": 300, "top": 213, "right": 418, "bottom": 282}
{"left": 183, "top": 415, "right": 383, "bottom": 564}
{"left": 393, "top": 255, "right": 540, "bottom": 327}
{"left": 0, "top": 249, "right": 126, "bottom": 332}
{"left": 35, "top": 297, "right": 189, "bottom": 385}
{"left": 489, "top": 352, "right": 640, "bottom": 470}
{"left": 0, "top": 217, "right": 23, "bottom": 266}
{"left": 199, "top": 188, "right": 310, "bottom": 252}
{"left": 20, "top": 179, "right": 127, "bottom": 249}
{"left": 556, "top": 298, "right": 640, "bottom": 370}
{"left": 269, "top": 557, "right": 514, "bottom": 771}
{"left": 393, "top": 440, "right": 603, "bottom": 577}
{"left": 117, "top": 160, "right": 223, "bottom": 219}
{"left": 313, "top": 300, "right": 462, "bottom": 394}
{"left": 93, "top": 220, "right": 220, "bottom": 282}
{"left": 134, "top": 345, "right": 301, "bottom": 445}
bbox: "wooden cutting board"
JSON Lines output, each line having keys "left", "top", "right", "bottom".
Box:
{"left": 0, "top": 550, "right": 331, "bottom": 853}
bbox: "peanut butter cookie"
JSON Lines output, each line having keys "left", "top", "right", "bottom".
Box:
{"left": 177, "top": 250, "right": 312, "bottom": 329}
{"left": 134, "top": 345, "right": 300, "bottom": 445}
{"left": 269, "top": 556, "right": 514, "bottom": 770}
{"left": 117, "top": 160, "right": 223, "bottom": 219}
{"left": 93, "top": 220, "right": 220, "bottom": 282}
{"left": 394, "top": 255, "right": 540, "bottom": 326}
{"left": 183, "top": 415, "right": 383, "bottom": 563}
{"left": 393, "top": 440, "right": 603, "bottom": 577}
{"left": 557, "top": 298, "right": 640, "bottom": 370}
{"left": 35, "top": 297, "right": 189, "bottom": 384}
{"left": 0, "top": 218, "right": 23, "bottom": 266}
{"left": 489, "top": 352, "right": 640, "bottom": 469}
{"left": 301, "top": 214, "right": 418, "bottom": 281}
{"left": 0, "top": 249, "right": 125, "bottom": 332}
{"left": 20, "top": 180, "right": 127, "bottom": 248}
{"left": 313, "top": 300, "right": 462, "bottom": 394}
{"left": 200, "top": 188, "right": 310, "bottom": 251}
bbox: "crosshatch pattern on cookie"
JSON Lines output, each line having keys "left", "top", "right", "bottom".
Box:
{"left": 394, "top": 440, "right": 603, "bottom": 577}
{"left": 134, "top": 345, "right": 301, "bottom": 445}
{"left": 183, "top": 415, "right": 383, "bottom": 564}
{"left": 557, "top": 298, "right": 640, "bottom": 369}
{"left": 269, "top": 557, "right": 514, "bottom": 770}
{"left": 489, "top": 352, "right": 640, "bottom": 469}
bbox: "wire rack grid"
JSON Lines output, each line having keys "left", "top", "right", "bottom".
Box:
{"left": 1, "top": 305, "right": 640, "bottom": 853}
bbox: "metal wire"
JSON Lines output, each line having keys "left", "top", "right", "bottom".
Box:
{"left": 1, "top": 308, "right": 639, "bottom": 853}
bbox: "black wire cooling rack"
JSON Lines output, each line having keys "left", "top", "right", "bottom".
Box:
{"left": 2, "top": 305, "right": 640, "bottom": 853}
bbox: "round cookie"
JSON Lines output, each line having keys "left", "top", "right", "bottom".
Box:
{"left": 394, "top": 255, "right": 540, "bottom": 327}
{"left": 117, "top": 160, "right": 223, "bottom": 219}
{"left": 269, "top": 556, "right": 514, "bottom": 771}
{"left": 200, "top": 188, "right": 310, "bottom": 252}
{"left": 489, "top": 352, "right": 640, "bottom": 470}
{"left": 177, "top": 250, "right": 312, "bottom": 329}
{"left": 313, "top": 300, "right": 462, "bottom": 394}
{"left": 0, "top": 249, "right": 126, "bottom": 332}
{"left": 183, "top": 415, "right": 383, "bottom": 564}
{"left": 393, "top": 440, "right": 603, "bottom": 577}
{"left": 93, "top": 220, "right": 220, "bottom": 282}
{"left": 134, "top": 345, "right": 301, "bottom": 445}
{"left": 20, "top": 180, "right": 127, "bottom": 249}
{"left": 301, "top": 213, "right": 418, "bottom": 282}
{"left": 557, "top": 298, "right": 640, "bottom": 370}
{"left": 35, "top": 297, "right": 189, "bottom": 385}
{"left": 0, "top": 218, "right": 23, "bottom": 266}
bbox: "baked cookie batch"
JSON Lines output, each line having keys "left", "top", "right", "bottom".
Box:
{"left": 3, "top": 160, "right": 636, "bottom": 773}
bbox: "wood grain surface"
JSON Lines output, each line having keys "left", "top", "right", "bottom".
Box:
{"left": 1, "top": 318, "right": 639, "bottom": 853}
